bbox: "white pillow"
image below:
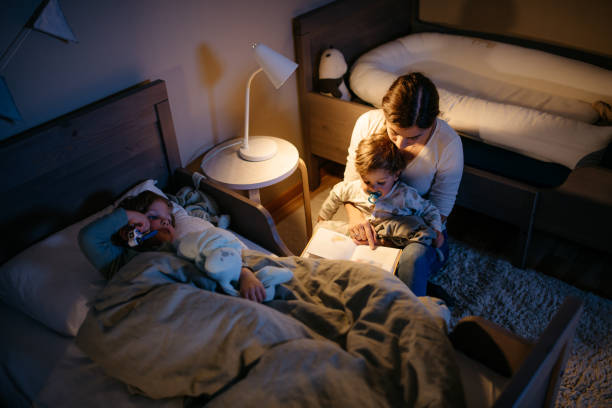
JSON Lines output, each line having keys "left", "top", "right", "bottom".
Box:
{"left": 113, "top": 178, "right": 184, "bottom": 215}
{"left": 113, "top": 179, "right": 167, "bottom": 206}
{"left": 438, "top": 89, "right": 612, "bottom": 169}
{"left": 0, "top": 179, "right": 169, "bottom": 336}
{"left": 350, "top": 32, "right": 611, "bottom": 123}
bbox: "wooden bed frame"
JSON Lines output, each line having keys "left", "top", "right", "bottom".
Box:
{"left": 0, "top": 79, "right": 291, "bottom": 266}
{"left": 293, "top": 0, "right": 612, "bottom": 267}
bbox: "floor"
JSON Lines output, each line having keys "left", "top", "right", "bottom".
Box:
{"left": 273, "top": 163, "right": 612, "bottom": 299}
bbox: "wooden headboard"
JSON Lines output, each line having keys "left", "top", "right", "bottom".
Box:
{"left": 0, "top": 80, "right": 181, "bottom": 264}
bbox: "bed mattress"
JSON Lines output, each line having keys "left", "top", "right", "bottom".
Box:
{"left": 350, "top": 32, "right": 612, "bottom": 170}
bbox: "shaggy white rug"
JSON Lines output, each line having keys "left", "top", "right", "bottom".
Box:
{"left": 430, "top": 238, "right": 612, "bottom": 407}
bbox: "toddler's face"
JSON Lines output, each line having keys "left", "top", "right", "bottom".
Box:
{"left": 360, "top": 169, "right": 397, "bottom": 199}
{"left": 145, "top": 199, "right": 175, "bottom": 242}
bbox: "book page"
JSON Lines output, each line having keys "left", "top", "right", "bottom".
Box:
{"left": 351, "top": 245, "right": 400, "bottom": 274}
{"left": 305, "top": 227, "right": 356, "bottom": 260}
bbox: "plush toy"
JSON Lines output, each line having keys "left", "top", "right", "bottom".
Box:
{"left": 169, "top": 186, "right": 231, "bottom": 229}
{"left": 177, "top": 229, "right": 293, "bottom": 301}
{"left": 318, "top": 47, "right": 350, "bottom": 101}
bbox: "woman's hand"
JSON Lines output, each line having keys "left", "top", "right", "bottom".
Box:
{"left": 349, "top": 221, "right": 377, "bottom": 248}
{"left": 433, "top": 230, "right": 445, "bottom": 248}
{"left": 239, "top": 267, "right": 265, "bottom": 303}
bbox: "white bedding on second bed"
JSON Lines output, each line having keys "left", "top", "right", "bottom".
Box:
{"left": 350, "top": 32, "right": 612, "bottom": 169}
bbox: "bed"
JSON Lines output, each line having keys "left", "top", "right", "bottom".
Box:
{"left": 293, "top": 0, "right": 612, "bottom": 267}
{"left": 0, "top": 79, "right": 467, "bottom": 407}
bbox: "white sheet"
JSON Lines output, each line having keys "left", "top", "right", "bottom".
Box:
{"left": 350, "top": 32, "right": 611, "bottom": 122}
{"left": 349, "top": 32, "right": 612, "bottom": 168}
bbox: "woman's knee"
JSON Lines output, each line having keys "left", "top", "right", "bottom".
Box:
{"left": 400, "top": 242, "right": 428, "bottom": 264}
{"left": 396, "top": 243, "right": 430, "bottom": 293}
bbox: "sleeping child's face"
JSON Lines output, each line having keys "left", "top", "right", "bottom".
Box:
{"left": 145, "top": 199, "right": 175, "bottom": 243}
{"left": 360, "top": 169, "right": 398, "bottom": 199}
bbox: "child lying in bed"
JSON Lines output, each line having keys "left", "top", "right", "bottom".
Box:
{"left": 317, "top": 132, "right": 444, "bottom": 251}
{"left": 78, "top": 190, "right": 268, "bottom": 302}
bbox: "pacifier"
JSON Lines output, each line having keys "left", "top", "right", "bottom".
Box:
{"left": 367, "top": 191, "right": 381, "bottom": 204}
{"left": 127, "top": 228, "right": 158, "bottom": 247}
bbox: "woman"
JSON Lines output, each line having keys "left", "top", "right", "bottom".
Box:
{"left": 344, "top": 72, "right": 463, "bottom": 297}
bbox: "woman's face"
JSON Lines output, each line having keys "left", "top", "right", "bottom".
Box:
{"left": 146, "top": 199, "right": 175, "bottom": 242}
{"left": 386, "top": 122, "right": 432, "bottom": 150}
{"left": 360, "top": 168, "right": 398, "bottom": 198}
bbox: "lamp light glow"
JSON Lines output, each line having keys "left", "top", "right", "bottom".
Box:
{"left": 239, "top": 43, "right": 298, "bottom": 162}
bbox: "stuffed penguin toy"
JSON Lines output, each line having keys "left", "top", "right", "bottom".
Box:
{"left": 318, "top": 47, "right": 350, "bottom": 101}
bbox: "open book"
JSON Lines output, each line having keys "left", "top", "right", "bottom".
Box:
{"left": 302, "top": 227, "right": 401, "bottom": 274}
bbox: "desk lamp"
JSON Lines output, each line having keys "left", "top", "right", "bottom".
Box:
{"left": 239, "top": 43, "right": 298, "bottom": 161}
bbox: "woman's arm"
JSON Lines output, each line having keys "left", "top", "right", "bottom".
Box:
{"left": 417, "top": 197, "right": 445, "bottom": 248}
{"left": 428, "top": 135, "right": 464, "bottom": 217}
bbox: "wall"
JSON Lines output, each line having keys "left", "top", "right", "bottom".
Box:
{"left": 0, "top": 0, "right": 331, "bottom": 202}
{"left": 2, "top": 0, "right": 610, "bottom": 203}
{"left": 420, "top": 0, "right": 612, "bottom": 58}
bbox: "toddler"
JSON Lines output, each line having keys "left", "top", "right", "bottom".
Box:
{"left": 318, "top": 133, "right": 443, "bottom": 249}
{"left": 79, "top": 190, "right": 266, "bottom": 302}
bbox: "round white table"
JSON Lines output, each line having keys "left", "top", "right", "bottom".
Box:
{"left": 201, "top": 136, "right": 312, "bottom": 237}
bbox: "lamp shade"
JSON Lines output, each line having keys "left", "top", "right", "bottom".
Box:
{"left": 253, "top": 43, "right": 298, "bottom": 89}
{"left": 239, "top": 43, "right": 298, "bottom": 161}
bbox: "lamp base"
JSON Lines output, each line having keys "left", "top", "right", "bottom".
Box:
{"left": 239, "top": 137, "right": 278, "bottom": 161}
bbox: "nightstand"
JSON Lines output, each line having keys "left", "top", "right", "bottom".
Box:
{"left": 196, "top": 136, "right": 313, "bottom": 238}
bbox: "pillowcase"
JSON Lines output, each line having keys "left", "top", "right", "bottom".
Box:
{"left": 438, "top": 88, "right": 612, "bottom": 169}
{"left": 0, "top": 179, "right": 168, "bottom": 336}
{"left": 113, "top": 179, "right": 168, "bottom": 207}
{"left": 350, "top": 32, "right": 611, "bottom": 123}
{"left": 114, "top": 178, "right": 187, "bottom": 217}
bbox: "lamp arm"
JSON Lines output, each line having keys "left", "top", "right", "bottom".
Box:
{"left": 243, "top": 67, "right": 263, "bottom": 149}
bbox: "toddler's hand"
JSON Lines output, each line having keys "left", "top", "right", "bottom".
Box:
{"left": 239, "top": 267, "right": 265, "bottom": 303}
{"left": 125, "top": 210, "right": 150, "bottom": 233}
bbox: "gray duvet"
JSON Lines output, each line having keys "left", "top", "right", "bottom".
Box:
{"left": 76, "top": 250, "right": 464, "bottom": 407}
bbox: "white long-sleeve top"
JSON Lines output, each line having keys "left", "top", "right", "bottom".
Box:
{"left": 344, "top": 109, "right": 464, "bottom": 217}
{"left": 318, "top": 179, "right": 443, "bottom": 233}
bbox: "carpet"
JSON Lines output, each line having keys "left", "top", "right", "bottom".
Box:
{"left": 430, "top": 238, "right": 612, "bottom": 407}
